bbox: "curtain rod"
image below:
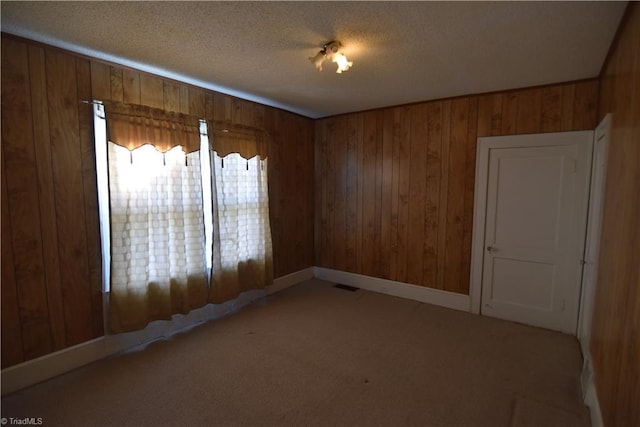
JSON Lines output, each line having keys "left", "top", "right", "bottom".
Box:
{"left": 207, "top": 119, "right": 270, "bottom": 138}
{"left": 82, "top": 101, "right": 270, "bottom": 139}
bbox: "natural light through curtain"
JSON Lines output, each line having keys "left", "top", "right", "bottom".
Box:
{"left": 95, "top": 102, "right": 274, "bottom": 332}
{"left": 107, "top": 143, "right": 208, "bottom": 332}
{"left": 98, "top": 102, "right": 207, "bottom": 333}
{"left": 208, "top": 140, "right": 273, "bottom": 303}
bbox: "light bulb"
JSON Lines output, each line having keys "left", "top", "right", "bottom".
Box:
{"left": 333, "top": 53, "right": 353, "bottom": 74}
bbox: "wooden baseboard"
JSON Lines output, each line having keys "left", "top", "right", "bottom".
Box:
{"left": 314, "top": 267, "right": 470, "bottom": 312}
{"left": 1, "top": 268, "right": 313, "bottom": 396}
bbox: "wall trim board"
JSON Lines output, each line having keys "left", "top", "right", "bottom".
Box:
{"left": 314, "top": 267, "right": 470, "bottom": 312}
{"left": 1, "top": 268, "right": 312, "bottom": 395}
{"left": 581, "top": 350, "right": 604, "bottom": 427}
{"left": 267, "top": 267, "right": 315, "bottom": 295}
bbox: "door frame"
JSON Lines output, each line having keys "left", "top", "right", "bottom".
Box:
{"left": 577, "top": 114, "right": 611, "bottom": 352}
{"left": 469, "top": 131, "right": 594, "bottom": 328}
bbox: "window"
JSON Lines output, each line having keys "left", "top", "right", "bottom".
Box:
{"left": 93, "top": 102, "right": 273, "bottom": 333}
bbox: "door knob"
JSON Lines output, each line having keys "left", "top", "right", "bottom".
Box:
{"left": 486, "top": 246, "right": 498, "bottom": 254}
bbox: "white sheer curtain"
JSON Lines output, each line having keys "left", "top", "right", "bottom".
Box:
{"left": 108, "top": 142, "right": 208, "bottom": 332}
{"left": 208, "top": 151, "right": 273, "bottom": 302}
{"left": 98, "top": 105, "right": 273, "bottom": 330}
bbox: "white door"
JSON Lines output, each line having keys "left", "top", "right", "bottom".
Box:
{"left": 476, "top": 132, "right": 593, "bottom": 333}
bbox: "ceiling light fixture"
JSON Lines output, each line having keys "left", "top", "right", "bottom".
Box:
{"left": 309, "top": 41, "right": 353, "bottom": 74}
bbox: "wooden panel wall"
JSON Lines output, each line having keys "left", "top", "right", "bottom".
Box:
{"left": 1, "top": 37, "right": 104, "bottom": 368}
{"left": 590, "top": 3, "right": 640, "bottom": 426}
{"left": 315, "top": 80, "right": 598, "bottom": 294}
{"left": 1, "top": 35, "right": 315, "bottom": 368}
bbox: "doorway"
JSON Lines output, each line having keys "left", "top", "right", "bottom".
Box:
{"left": 469, "top": 131, "right": 593, "bottom": 334}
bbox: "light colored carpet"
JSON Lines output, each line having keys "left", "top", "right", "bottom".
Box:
{"left": 1, "top": 279, "right": 589, "bottom": 426}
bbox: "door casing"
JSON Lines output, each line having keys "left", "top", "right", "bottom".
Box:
{"left": 577, "top": 114, "right": 610, "bottom": 351}
{"left": 469, "top": 130, "right": 594, "bottom": 334}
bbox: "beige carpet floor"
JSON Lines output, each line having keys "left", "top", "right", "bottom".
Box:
{"left": 1, "top": 279, "right": 589, "bottom": 426}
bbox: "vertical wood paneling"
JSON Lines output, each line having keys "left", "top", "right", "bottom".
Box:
{"left": 139, "top": 74, "right": 164, "bottom": 108}
{"left": 253, "top": 104, "right": 266, "bottom": 129}
{"left": 287, "top": 116, "right": 299, "bottom": 268}
{"left": 46, "top": 49, "right": 96, "bottom": 346}
{"left": 560, "top": 83, "right": 576, "bottom": 131}
{"left": 296, "top": 116, "right": 313, "bottom": 271}
{"left": 476, "top": 94, "right": 493, "bottom": 137}
{"left": 163, "top": 81, "right": 181, "bottom": 112}
{"left": 180, "top": 86, "right": 190, "bottom": 115}
{"left": 231, "top": 97, "right": 252, "bottom": 126}
{"left": 314, "top": 80, "right": 599, "bottom": 295}
{"left": 388, "top": 109, "right": 401, "bottom": 279}
{"left": 3, "top": 37, "right": 110, "bottom": 367}
{"left": 2, "top": 34, "right": 315, "bottom": 369}
{"left": 332, "top": 117, "right": 347, "bottom": 272}
{"left": 188, "top": 87, "right": 206, "bottom": 118}
{"left": 395, "top": 107, "right": 412, "bottom": 284}
{"left": 90, "top": 61, "right": 111, "bottom": 101}
{"left": 373, "top": 111, "right": 384, "bottom": 279}
{"left": 361, "top": 112, "right": 378, "bottom": 277}
{"left": 500, "top": 91, "right": 518, "bottom": 135}
{"left": 422, "top": 102, "right": 442, "bottom": 287}
{"left": 541, "top": 86, "right": 563, "bottom": 132}
{"left": 516, "top": 88, "right": 542, "bottom": 134}
{"left": 212, "top": 93, "right": 232, "bottom": 123}
{"left": 444, "top": 98, "right": 468, "bottom": 293}
{"left": 379, "top": 109, "right": 395, "bottom": 279}
{"left": 590, "top": 4, "right": 640, "bottom": 426}
{"left": 109, "top": 67, "right": 124, "bottom": 103}
{"left": 573, "top": 80, "right": 599, "bottom": 130}
{"left": 345, "top": 114, "right": 360, "bottom": 273}
{"left": 122, "top": 69, "right": 141, "bottom": 104}
{"left": 324, "top": 119, "right": 336, "bottom": 270}
{"left": 1, "top": 150, "right": 25, "bottom": 368}
{"left": 314, "top": 118, "right": 327, "bottom": 268}
{"left": 277, "top": 113, "right": 292, "bottom": 269}
{"left": 436, "top": 101, "right": 451, "bottom": 290}
{"left": 1, "top": 38, "right": 53, "bottom": 360}
{"left": 239, "top": 105, "right": 315, "bottom": 280}
{"left": 460, "top": 97, "right": 478, "bottom": 294}
{"left": 28, "top": 45, "right": 67, "bottom": 351}
{"left": 354, "top": 114, "right": 365, "bottom": 274}
{"left": 205, "top": 91, "right": 215, "bottom": 120}
{"left": 406, "top": 105, "right": 428, "bottom": 285}
{"left": 489, "top": 93, "right": 503, "bottom": 136}
{"left": 76, "top": 58, "right": 105, "bottom": 339}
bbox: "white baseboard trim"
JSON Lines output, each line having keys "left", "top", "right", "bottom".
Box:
{"left": 0, "top": 337, "right": 107, "bottom": 396}
{"left": 314, "top": 267, "right": 470, "bottom": 312}
{"left": 267, "top": 267, "right": 314, "bottom": 295}
{"left": 1, "top": 268, "right": 313, "bottom": 396}
{"left": 581, "top": 351, "right": 604, "bottom": 427}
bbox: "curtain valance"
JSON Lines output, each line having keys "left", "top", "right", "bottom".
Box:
{"left": 206, "top": 120, "right": 268, "bottom": 159}
{"left": 105, "top": 102, "right": 201, "bottom": 153}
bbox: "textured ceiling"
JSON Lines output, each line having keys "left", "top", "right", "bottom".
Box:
{"left": 1, "top": 1, "right": 626, "bottom": 118}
